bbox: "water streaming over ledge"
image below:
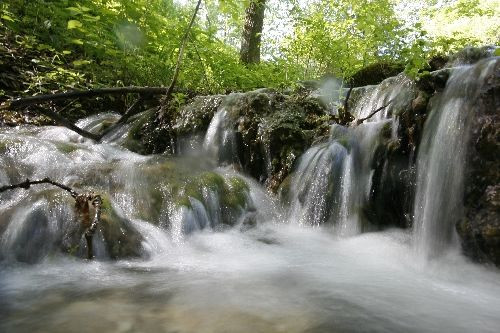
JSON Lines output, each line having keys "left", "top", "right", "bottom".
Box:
{"left": 288, "top": 73, "right": 415, "bottom": 235}
{"left": 413, "top": 58, "right": 498, "bottom": 258}
{"left": 1, "top": 59, "right": 500, "bottom": 332}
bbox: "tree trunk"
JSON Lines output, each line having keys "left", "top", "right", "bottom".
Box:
{"left": 240, "top": 0, "right": 266, "bottom": 65}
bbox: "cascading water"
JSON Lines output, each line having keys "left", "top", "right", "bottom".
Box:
{"left": 413, "top": 58, "right": 499, "bottom": 258}
{"left": 288, "top": 74, "right": 415, "bottom": 235}
{"left": 203, "top": 94, "right": 242, "bottom": 165}
{"left": 1, "top": 62, "right": 500, "bottom": 332}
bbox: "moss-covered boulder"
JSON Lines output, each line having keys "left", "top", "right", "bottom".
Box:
{"left": 173, "top": 171, "right": 253, "bottom": 229}
{"left": 201, "top": 90, "right": 330, "bottom": 192}
{"left": 349, "top": 61, "right": 405, "bottom": 87}
{"left": 97, "top": 195, "right": 144, "bottom": 259}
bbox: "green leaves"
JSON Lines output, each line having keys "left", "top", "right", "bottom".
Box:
{"left": 70, "top": 39, "right": 84, "bottom": 45}
{"left": 72, "top": 59, "right": 92, "bottom": 67}
{"left": 67, "top": 20, "right": 83, "bottom": 30}
{"left": 1, "top": 14, "right": 15, "bottom": 22}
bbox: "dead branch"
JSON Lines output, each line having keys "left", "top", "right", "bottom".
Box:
{"left": 97, "top": 96, "right": 145, "bottom": 139}
{"left": 352, "top": 100, "right": 393, "bottom": 126}
{"left": 3, "top": 86, "right": 168, "bottom": 110}
{"left": 0, "top": 177, "right": 102, "bottom": 260}
{"left": 33, "top": 106, "right": 101, "bottom": 141}
{"left": 0, "top": 177, "right": 79, "bottom": 198}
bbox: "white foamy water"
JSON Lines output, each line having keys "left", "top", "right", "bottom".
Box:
{"left": 1, "top": 224, "right": 500, "bottom": 333}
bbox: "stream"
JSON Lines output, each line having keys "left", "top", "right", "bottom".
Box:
{"left": 1, "top": 58, "right": 499, "bottom": 333}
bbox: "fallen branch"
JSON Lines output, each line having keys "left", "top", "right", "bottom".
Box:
{"left": 0, "top": 177, "right": 78, "bottom": 197}
{"left": 97, "top": 96, "right": 145, "bottom": 140}
{"left": 84, "top": 195, "right": 102, "bottom": 260}
{"left": 3, "top": 86, "right": 168, "bottom": 110}
{"left": 0, "top": 177, "right": 101, "bottom": 260}
{"left": 351, "top": 100, "right": 393, "bottom": 126}
{"left": 33, "top": 106, "right": 100, "bottom": 141}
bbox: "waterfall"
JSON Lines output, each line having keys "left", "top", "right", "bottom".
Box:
{"left": 203, "top": 94, "right": 242, "bottom": 165}
{"left": 288, "top": 74, "right": 415, "bottom": 234}
{"left": 413, "top": 58, "right": 498, "bottom": 258}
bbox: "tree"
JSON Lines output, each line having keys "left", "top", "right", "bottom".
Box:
{"left": 240, "top": 0, "right": 266, "bottom": 65}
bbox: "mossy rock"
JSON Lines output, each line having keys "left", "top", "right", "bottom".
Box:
{"left": 122, "top": 109, "right": 157, "bottom": 154}
{"left": 0, "top": 137, "right": 22, "bottom": 154}
{"left": 173, "top": 95, "right": 224, "bottom": 135}
{"left": 447, "top": 46, "right": 496, "bottom": 67}
{"left": 173, "top": 172, "right": 252, "bottom": 228}
{"left": 349, "top": 61, "right": 405, "bottom": 87}
{"left": 54, "top": 141, "right": 81, "bottom": 154}
{"left": 98, "top": 195, "right": 144, "bottom": 259}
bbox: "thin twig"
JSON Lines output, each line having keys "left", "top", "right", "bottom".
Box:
{"left": 343, "top": 85, "right": 353, "bottom": 112}
{"left": 352, "top": 100, "right": 393, "bottom": 126}
{"left": 0, "top": 177, "right": 103, "bottom": 260}
{"left": 0, "top": 177, "right": 79, "bottom": 198}
{"left": 97, "top": 96, "right": 145, "bottom": 139}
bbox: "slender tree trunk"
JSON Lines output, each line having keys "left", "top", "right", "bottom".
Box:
{"left": 240, "top": 0, "right": 266, "bottom": 65}
{"left": 164, "top": 0, "right": 203, "bottom": 100}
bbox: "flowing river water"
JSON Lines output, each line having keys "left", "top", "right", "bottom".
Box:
{"left": 1, "top": 58, "right": 499, "bottom": 332}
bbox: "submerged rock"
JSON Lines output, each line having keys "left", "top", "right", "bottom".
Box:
{"left": 0, "top": 190, "right": 144, "bottom": 262}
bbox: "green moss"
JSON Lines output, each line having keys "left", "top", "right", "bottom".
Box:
{"left": 0, "top": 140, "right": 8, "bottom": 154}
{"left": 335, "top": 137, "right": 350, "bottom": 150}
{"left": 199, "top": 172, "right": 226, "bottom": 191}
{"left": 223, "top": 176, "right": 250, "bottom": 209}
{"left": 174, "top": 172, "right": 225, "bottom": 208}
{"left": 54, "top": 142, "right": 80, "bottom": 154}
{"left": 122, "top": 109, "right": 156, "bottom": 154}
{"left": 278, "top": 174, "right": 293, "bottom": 204}
{"left": 0, "top": 138, "right": 22, "bottom": 153}
{"left": 98, "top": 195, "right": 143, "bottom": 259}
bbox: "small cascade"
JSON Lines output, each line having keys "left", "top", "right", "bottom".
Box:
{"left": 287, "top": 74, "right": 415, "bottom": 234}
{"left": 0, "top": 116, "right": 257, "bottom": 261}
{"left": 203, "top": 94, "right": 242, "bottom": 165}
{"left": 413, "top": 58, "right": 498, "bottom": 258}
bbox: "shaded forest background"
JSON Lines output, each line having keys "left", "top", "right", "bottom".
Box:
{"left": 0, "top": 0, "right": 498, "bottom": 104}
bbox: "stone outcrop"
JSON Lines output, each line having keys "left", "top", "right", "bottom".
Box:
{"left": 457, "top": 61, "right": 500, "bottom": 266}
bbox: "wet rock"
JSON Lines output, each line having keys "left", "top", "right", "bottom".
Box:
{"left": 172, "top": 95, "right": 224, "bottom": 135}
{"left": 411, "top": 91, "right": 430, "bottom": 114}
{"left": 349, "top": 61, "right": 405, "bottom": 87}
{"left": 446, "top": 46, "right": 496, "bottom": 67}
{"left": 174, "top": 171, "right": 254, "bottom": 229}
{"left": 98, "top": 196, "right": 144, "bottom": 259}
{"left": 416, "top": 69, "right": 451, "bottom": 93}
{"left": 124, "top": 95, "right": 223, "bottom": 155}
{"left": 458, "top": 62, "right": 500, "bottom": 266}
{"left": 428, "top": 55, "right": 449, "bottom": 71}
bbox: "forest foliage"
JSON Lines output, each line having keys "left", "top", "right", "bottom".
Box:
{"left": 0, "top": 0, "right": 498, "bottom": 100}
